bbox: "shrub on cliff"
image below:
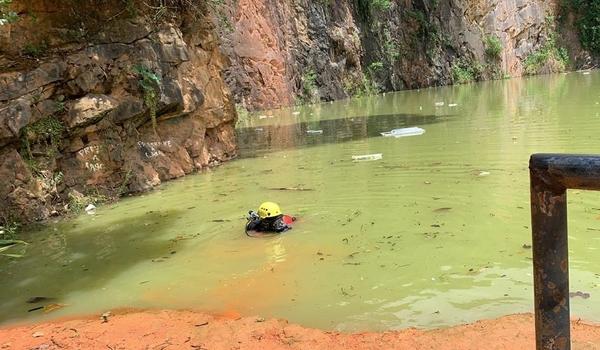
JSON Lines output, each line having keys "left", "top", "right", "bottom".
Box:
{"left": 523, "top": 19, "right": 569, "bottom": 75}
{"left": 484, "top": 35, "right": 502, "bottom": 59}
{"left": 0, "top": 0, "right": 17, "bottom": 25}
{"left": 451, "top": 59, "right": 483, "bottom": 84}
{"left": 563, "top": 0, "right": 600, "bottom": 55}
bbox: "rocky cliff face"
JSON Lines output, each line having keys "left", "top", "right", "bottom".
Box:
{"left": 214, "top": 0, "right": 595, "bottom": 111}
{"left": 0, "top": 1, "right": 237, "bottom": 223}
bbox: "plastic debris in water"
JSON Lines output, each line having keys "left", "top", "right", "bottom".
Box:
{"left": 435, "top": 102, "right": 445, "bottom": 107}
{"left": 448, "top": 103, "right": 458, "bottom": 107}
{"left": 43, "top": 303, "right": 67, "bottom": 313}
{"left": 352, "top": 153, "right": 383, "bottom": 162}
{"left": 569, "top": 291, "right": 591, "bottom": 299}
{"left": 381, "top": 127, "right": 425, "bottom": 138}
{"left": 306, "top": 130, "right": 323, "bottom": 134}
{"left": 478, "top": 171, "right": 491, "bottom": 177}
{"left": 85, "top": 204, "right": 96, "bottom": 214}
{"left": 292, "top": 111, "right": 300, "bottom": 116}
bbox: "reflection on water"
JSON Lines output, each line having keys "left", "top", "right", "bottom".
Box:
{"left": 236, "top": 113, "right": 453, "bottom": 157}
{"left": 2, "top": 71, "right": 600, "bottom": 331}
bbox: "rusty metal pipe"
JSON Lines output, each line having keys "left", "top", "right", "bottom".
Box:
{"left": 530, "top": 154, "right": 600, "bottom": 350}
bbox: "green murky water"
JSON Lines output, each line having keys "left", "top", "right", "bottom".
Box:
{"left": 2, "top": 71, "right": 600, "bottom": 331}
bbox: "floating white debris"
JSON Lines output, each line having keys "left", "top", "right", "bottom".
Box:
{"left": 292, "top": 111, "right": 301, "bottom": 116}
{"left": 381, "top": 127, "right": 425, "bottom": 138}
{"left": 306, "top": 129, "right": 323, "bottom": 134}
{"left": 478, "top": 171, "right": 491, "bottom": 177}
{"left": 583, "top": 71, "right": 591, "bottom": 75}
{"left": 85, "top": 204, "right": 96, "bottom": 214}
{"left": 258, "top": 115, "right": 268, "bottom": 119}
{"left": 419, "top": 106, "right": 423, "bottom": 111}
{"left": 448, "top": 103, "right": 458, "bottom": 107}
{"left": 352, "top": 153, "right": 383, "bottom": 162}
{"left": 435, "top": 102, "right": 445, "bottom": 107}
{"left": 255, "top": 128, "right": 264, "bottom": 132}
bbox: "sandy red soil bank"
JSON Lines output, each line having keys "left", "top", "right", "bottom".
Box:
{"left": 1, "top": 310, "right": 600, "bottom": 350}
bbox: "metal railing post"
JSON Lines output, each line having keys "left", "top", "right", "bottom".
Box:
{"left": 530, "top": 154, "right": 600, "bottom": 350}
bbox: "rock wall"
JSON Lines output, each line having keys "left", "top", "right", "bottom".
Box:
{"left": 0, "top": 1, "right": 237, "bottom": 223}
{"left": 214, "top": 0, "right": 594, "bottom": 111}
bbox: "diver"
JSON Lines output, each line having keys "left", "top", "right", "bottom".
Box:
{"left": 245, "top": 202, "right": 296, "bottom": 236}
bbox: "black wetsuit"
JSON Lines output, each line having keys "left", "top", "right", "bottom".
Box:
{"left": 246, "top": 214, "right": 291, "bottom": 233}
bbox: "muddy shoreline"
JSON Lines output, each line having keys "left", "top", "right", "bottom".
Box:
{"left": 2, "top": 309, "right": 600, "bottom": 349}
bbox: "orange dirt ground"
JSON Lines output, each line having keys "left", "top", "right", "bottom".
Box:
{"left": 1, "top": 310, "right": 600, "bottom": 350}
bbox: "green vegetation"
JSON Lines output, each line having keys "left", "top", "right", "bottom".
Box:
{"left": 406, "top": 9, "right": 439, "bottom": 45}
{"left": 20, "top": 116, "right": 65, "bottom": 160}
{"left": 523, "top": 19, "right": 569, "bottom": 75}
{"left": 235, "top": 103, "right": 251, "bottom": 128}
{"left": 356, "top": 0, "right": 392, "bottom": 20}
{"left": 563, "top": 0, "right": 600, "bottom": 54}
{"left": 23, "top": 41, "right": 48, "bottom": 58}
{"left": 0, "top": 0, "right": 17, "bottom": 25}
{"left": 68, "top": 190, "right": 108, "bottom": 214}
{"left": 299, "top": 69, "right": 319, "bottom": 104}
{"left": 118, "top": 170, "right": 134, "bottom": 196}
{"left": 451, "top": 59, "right": 483, "bottom": 84}
{"left": 484, "top": 35, "right": 502, "bottom": 59}
{"left": 345, "top": 62, "right": 383, "bottom": 97}
{"left": 370, "top": 0, "right": 392, "bottom": 11}
{"left": 383, "top": 29, "right": 401, "bottom": 62}
{"left": 0, "top": 221, "right": 27, "bottom": 258}
{"left": 134, "top": 65, "right": 161, "bottom": 133}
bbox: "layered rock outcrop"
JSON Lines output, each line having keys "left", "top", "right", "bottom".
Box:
{"left": 0, "top": 1, "right": 237, "bottom": 222}
{"left": 215, "top": 0, "right": 594, "bottom": 111}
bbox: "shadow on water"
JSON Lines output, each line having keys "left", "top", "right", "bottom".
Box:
{"left": 236, "top": 113, "right": 453, "bottom": 158}
{"left": 0, "top": 209, "right": 185, "bottom": 324}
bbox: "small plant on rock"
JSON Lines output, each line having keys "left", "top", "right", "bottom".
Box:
{"left": 484, "top": 35, "right": 502, "bottom": 59}
{"left": 299, "top": 69, "right": 319, "bottom": 105}
{"left": 20, "top": 116, "right": 65, "bottom": 159}
{"left": 134, "top": 65, "right": 161, "bottom": 133}
{"left": 452, "top": 59, "right": 483, "bottom": 84}
{"left": 0, "top": 0, "right": 18, "bottom": 25}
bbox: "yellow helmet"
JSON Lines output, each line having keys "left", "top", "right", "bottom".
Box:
{"left": 258, "top": 202, "right": 282, "bottom": 219}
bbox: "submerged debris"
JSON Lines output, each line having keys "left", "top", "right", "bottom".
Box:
{"left": 433, "top": 207, "right": 452, "bottom": 213}
{"left": 380, "top": 127, "right": 425, "bottom": 138}
{"left": 27, "top": 296, "right": 54, "bottom": 304}
{"left": 352, "top": 154, "right": 382, "bottom": 162}
{"left": 101, "top": 311, "right": 111, "bottom": 323}
{"left": 570, "top": 291, "right": 591, "bottom": 299}
{"left": 43, "top": 303, "right": 67, "bottom": 313}
{"left": 268, "top": 187, "right": 314, "bottom": 191}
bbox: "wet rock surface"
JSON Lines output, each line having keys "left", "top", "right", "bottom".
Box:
{"left": 0, "top": 1, "right": 237, "bottom": 223}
